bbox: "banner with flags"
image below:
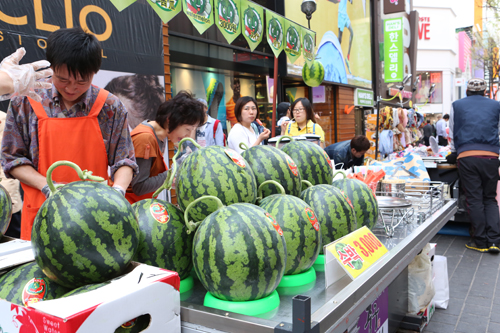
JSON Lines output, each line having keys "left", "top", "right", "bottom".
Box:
{"left": 302, "top": 27, "right": 316, "bottom": 66}
{"left": 284, "top": 19, "right": 301, "bottom": 64}
{"left": 109, "top": 0, "right": 136, "bottom": 11}
{"left": 146, "top": 0, "right": 183, "bottom": 23}
{"left": 183, "top": 0, "right": 215, "bottom": 34}
{"left": 266, "top": 9, "right": 285, "bottom": 58}
{"left": 215, "top": 0, "right": 241, "bottom": 44}
{"left": 240, "top": 0, "right": 264, "bottom": 51}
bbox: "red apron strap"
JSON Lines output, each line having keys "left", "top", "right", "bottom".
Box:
{"left": 88, "top": 89, "right": 109, "bottom": 117}
{"left": 27, "top": 97, "right": 48, "bottom": 120}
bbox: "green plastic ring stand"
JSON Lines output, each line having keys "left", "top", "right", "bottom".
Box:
{"left": 204, "top": 290, "right": 280, "bottom": 316}
{"left": 278, "top": 267, "right": 316, "bottom": 288}
{"left": 179, "top": 276, "right": 194, "bottom": 294}
{"left": 313, "top": 254, "right": 325, "bottom": 272}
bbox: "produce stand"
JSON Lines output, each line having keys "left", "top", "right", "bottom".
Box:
{"left": 180, "top": 199, "right": 457, "bottom": 333}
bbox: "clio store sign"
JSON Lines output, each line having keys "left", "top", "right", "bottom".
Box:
{"left": 384, "top": 0, "right": 405, "bottom": 14}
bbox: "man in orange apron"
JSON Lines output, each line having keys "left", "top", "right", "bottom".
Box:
{"left": 1, "top": 28, "right": 138, "bottom": 240}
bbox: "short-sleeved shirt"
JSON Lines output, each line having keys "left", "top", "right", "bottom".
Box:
{"left": 1, "top": 84, "right": 138, "bottom": 180}
{"left": 285, "top": 120, "right": 325, "bottom": 142}
{"left": 131, "top": 123, "right": 166, "bottom": 178}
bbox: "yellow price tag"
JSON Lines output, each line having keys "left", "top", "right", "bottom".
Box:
{"left": 326, "top": 226, "right": 388, "bottom": 279}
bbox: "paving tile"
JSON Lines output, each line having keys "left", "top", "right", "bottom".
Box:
{"left": 424, "top": 320, "right": 456, "bottom": 333}
{"left": 441, "top": 298, "right": 465, "bottom": 316}
{"left": 465, "top": 304, "right": 491, "bottom": 317}
{"left": 469, "top": 287, "right": 494, "bottom": 299}
{"left": 490, "top": 304, "right": 500, "bottom": 322}
{"left": 450, "top": 274, "right": 474, "bottom": 286}
{"left": 488, "top": 321, "right": 500, "bottom": 333}
{"left": 430, "top": 311, "right": 459, "bottom": 325}
{"left": 456, "top": 315, "right": 488, "bottom": 332}
{"left": 465, "top": 295, "right": 493, "bottom": 307}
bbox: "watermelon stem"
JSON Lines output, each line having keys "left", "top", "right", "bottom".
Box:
{"left": 302, "top": 180, "right": 313, "bottom": 189}
{"left": 275, "top": 135, "right": 295, "bottom": 148}
{"left": 184, "top": 195, "right": 224, "bottom": 234}
{"left": 46, "top": 161, "right": 105, "bottom": 194}
{"left": 239, "top": 142, "right": 249, "bottom": 151}
{"left": 153, "top": 137, "right": 202, "bottom": 198}
{"left": 257, "top": 180, "right": 285, "bottom": 199}
{"left": 332, "top": 170, "right": 347, "bottom": 181}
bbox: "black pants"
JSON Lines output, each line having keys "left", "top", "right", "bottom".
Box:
{"left": 423, "top": 136, "right": 430, "bottom": 146}
{"left": 458, "top": 156, "right": 500, "bottom": 247}
{"left": 438, "top": 136, "right": 448, "bottom": 146}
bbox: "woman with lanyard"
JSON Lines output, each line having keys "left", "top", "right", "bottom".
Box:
{"left": 285, "top": 97, "right": 326, "bottom": 148}
{"left": 227, "top": 96, "right": 270, "bottom": 154}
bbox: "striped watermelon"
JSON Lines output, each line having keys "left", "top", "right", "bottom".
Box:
{"left": 259, "top": 194, "right": 320, "bottom": 275}
{"left": 0, "top": 184, "right": 12, "bottom": 235}
{"left": 192, "top": 203, "right": 286, "bottom": 301}
{"left": 241, "top": 145, "right": 302, "bottom": 197}
{"left": 132, "top": 199, "right": 193, "bottom": 280}
{"left": 302, "top": 60, "right": 325, "bottom": 87}
{"left": 0, "top": 262, "right": 70, "bottom": 306}
{"left": 176, "top": 146, "right": 257, "bottom": 222}
{"left": 300, "top": 185, "right": 357, "bottom": 253}
{"left": 32, "top": 181, "right": 140, "bottom": 289}
{"left": 332, "top": 178, "right": 379, "bottom": 230}
{"left": 281, "top": 140, "right": 333, "bottom": 186}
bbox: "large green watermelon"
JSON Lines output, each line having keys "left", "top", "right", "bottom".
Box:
{"left": 259, "top": 194, "right": 320, "bottom": 275}
{"left": 0, "top": 184, "right": 12, "bottom": 235}
{"left": 301, "top": 185, "right": 356, "bottom": 253}
{"left": 302, "top": 60, "right": 325, "bottom": 87}
{"left": 132, "top": 199, "right": 193, "bottom": 280}
{"left": 176, "top": 146, "right": 257, "bottom": 222}
{"left": 0, "top": 262, "right": 70, "bottom": 306}
{"left": 192, "top": 203, "right": 286, "bottom": 301}
{"left": 32, "top": 181, "right": 140, "bottom": 289}
{"left": 332, "top": 178, "right": 379, "bottom": 230}
{"left": 281, "top": 140, "right": 333, "bottom": 186}
{"left": 241, "top": 145, "right": 302, "bottom": 197}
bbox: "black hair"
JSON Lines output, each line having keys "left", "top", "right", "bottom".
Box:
{"left": 155, "top": 91, "right": 205, "bottom": 132}
{"left": 466, "top": 90, "right": 485, "bottom": 96}
{"left": 426, "top": 119, "right": 431, "bottom": 124}
{"left": 277, "top": 102, "right": 291, "bottom": 119}
{"left": 46, "top": 27, "right": 102, "bottom": 80}
{"left": 351, "top": 135, "right": 370, "bottom": 152}
{"left": 290, "top": 98, "right": 316, "bottom": 123}
{"left": 443, "top": 114, "right": 449, "bottom": 120}
{"left": 235, "top": 96, "right": 259, "bottom": 123}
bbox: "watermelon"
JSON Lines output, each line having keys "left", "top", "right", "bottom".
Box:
{"left": 32, "top": 181, "right": 140, "bottom": 289}
{"left": 0, "top": 184, "right": 12, "bottom": 235}
{"left": 241, "top": 145, "right": 302, "bottom": 197}
{"left": 176, "top": 145, "right": 257, "bottom": 222}
{"left": 332, "top": 178, "right": 379, "bottom": 230}
{"left": 302, "top": 60, "right": 325, "bottom": 87}
{"left": 281, "top": 140, "right": 333, "bottom": 186}
{"left": 0, "top": 262, "right": 70, "bottom": 306}
{"left": 192, "top": 203, "right": 286, "bottom": 301}
{"left": 300, "top": 185, "right": 356, "bottom": 253}
{"left": 259, "top": 193, "right": 320, "bottom": 275}
{"left": 132, "top": 199, "right": 193, "bottom": 280}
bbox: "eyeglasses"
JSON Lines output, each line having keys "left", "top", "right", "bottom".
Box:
{"left": 243, "top": 106, "right": 257, "bottom": 111}
{"left": 293, "top": 108, "right": 306, "bottom": 114}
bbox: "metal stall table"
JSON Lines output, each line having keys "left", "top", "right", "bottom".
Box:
{"left": 180, "top": 200, "right": 457, "bottom": 333}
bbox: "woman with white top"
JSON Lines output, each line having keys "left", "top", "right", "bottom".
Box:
{"left": 227, "top": 96, "right": 270, "bottom": 154}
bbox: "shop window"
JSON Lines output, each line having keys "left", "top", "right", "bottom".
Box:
{"left": 415, "top": 72, "right": 443, "bottom": 104}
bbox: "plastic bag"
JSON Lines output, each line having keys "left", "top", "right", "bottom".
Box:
{"left": 408, "top": 243, "right": 435, "bottom": 314}
{"left": 433, "top": 255, "right": 449, "bottom": 309}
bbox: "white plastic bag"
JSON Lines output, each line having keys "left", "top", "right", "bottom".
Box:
{"left": 433, "top": 255, "right": 449, "bottom": 309}
{"left": 408, "top": 243, "right": 435, "bottom": 314}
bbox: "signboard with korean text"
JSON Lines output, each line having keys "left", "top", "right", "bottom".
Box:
{"left": 240, "top": 0, "right": 264, "bottom": 51}
{"left": 384, "top": 17, "right": 404, "bottom": 83}
{"left": 215, "top": 0, "right": 241, "bottom": 44}
{"left": 325, "top": 226, "right": 388, "bottom": 287}
{"left": 354, "top": 88, "right": 374, "bottom": 107}
{"left": 145, "top": 0, "right": 183, "bottom": 23}
{"left": 347, "top": 287, "right": 389, "bottom": 333}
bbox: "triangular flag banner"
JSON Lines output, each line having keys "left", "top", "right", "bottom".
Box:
{"left": 146, "top": 0, "right": 183, "bottom": 23}
{"left": 265, "top": 9, "right": 285, "bottom": 58}
{"left": 215, "top": 0, "right": 241, "bottom": 44}
{"left": 302, "top": 27, "right": 316, "bottom": 66}
{"left": 183, "top": 0, "right": 215, "bottom": 35}
{"left": 240, "top": 0, "right": 264, "bottom": 51}
{"left": 109, "top": 0, "right": 137, "bottom": 11}
{"left": 284, "top": 19, "right": 301, "bottom": 64}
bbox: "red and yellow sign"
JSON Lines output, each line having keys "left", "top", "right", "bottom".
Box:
{"left": 225, "top": 149, "right": 247, "bottom": 168}
{"left": 326, "top": 226, "right": 388, "bottom": 279}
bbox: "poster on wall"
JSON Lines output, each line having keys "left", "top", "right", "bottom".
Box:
{"left": 215, "top": 0, "right": 241, "bottom": 44}
{"left": 284, "top": 0, "right": 372, "bottom": 89}
{"left": 240, "top": 0, "right": 264, "bottom": 51}
{"left": 302, "top": 27, "right": 316, "bottom": 66}
{"left": 284, "top": 19, "right": 302, "bottom": 64}
{"left": 146, "top": 0, "right": 183, "bottom": 23}
{"left": 266, "top": 10, "right": 285, "bottom": 58}
{"left": 0, "top": 0, "right": 165, "bottom": 122}
{"left": 183, "top": 0, "right": 215, "bottom": 34}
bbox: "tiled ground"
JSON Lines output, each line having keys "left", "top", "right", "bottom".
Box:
{"left": 423, "top": 234, "right": 500, "bottom": 333}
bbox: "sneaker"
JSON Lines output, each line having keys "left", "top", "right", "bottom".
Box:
{"left": 465, "top": 241, "right": 488, "bottom": 253}
{"left": 489, "top": 244, "right": 500, "bottom": 254}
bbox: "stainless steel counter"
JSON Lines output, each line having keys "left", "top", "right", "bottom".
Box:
{"left": 180, "top": 200, "right": 457, "bottom": 333}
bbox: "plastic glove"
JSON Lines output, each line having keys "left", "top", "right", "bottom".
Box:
{"left": 112, "top": 185, "right": 126, "bottom": 197}
{"left": 0, "top": 47, "right": 53, "bottom": 102}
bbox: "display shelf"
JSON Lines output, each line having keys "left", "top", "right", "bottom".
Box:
{"left": 180, "top": 200, "right": 457, "bottom": 333}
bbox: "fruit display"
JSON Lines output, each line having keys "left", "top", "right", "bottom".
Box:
{"left": 302, "top": 60, "right": 325, "bottom": 87}
{"left": 0, "top": 183, "right": 12, "bottom": 235}
{"left": 31, "top": 161, "right": 139, "bottom": 289}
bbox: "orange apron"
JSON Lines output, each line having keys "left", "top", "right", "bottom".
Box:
{"left": 21, "top": 89, "right": 110, "bottom": 240}
{"left": 125, "top": 125, "right": 167, "bottom": 204}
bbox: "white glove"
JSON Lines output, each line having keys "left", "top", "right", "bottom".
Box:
{"left": 0, "top": 47, "right": 53, "bottom": 102}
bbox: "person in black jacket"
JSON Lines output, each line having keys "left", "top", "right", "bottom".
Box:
{"left": 422, "top": 120, "right": 433, "bottom": 146}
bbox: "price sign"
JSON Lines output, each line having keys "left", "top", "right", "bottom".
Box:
{"left": 324, "top": 227, "right": 388, "bottom": 287}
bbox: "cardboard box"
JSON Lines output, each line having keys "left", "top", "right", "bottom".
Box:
{"left": 0, "top": 262, "right": 180, "bottom": 333}
{"left": 417, "top": 299, "right": 435, "bottom": 326}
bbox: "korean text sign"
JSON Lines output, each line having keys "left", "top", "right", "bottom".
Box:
{"left": 384, "top": 17, "right": 404, "bottom": 83}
